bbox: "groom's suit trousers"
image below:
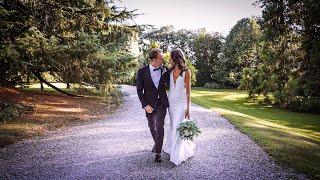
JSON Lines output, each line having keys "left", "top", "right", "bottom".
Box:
{"left": 146, "top": 99, "right": 167, "bottom": 154}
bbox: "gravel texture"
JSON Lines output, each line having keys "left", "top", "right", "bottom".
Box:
{"left": 0, "top": 85, "right": 307, "bottom": 180}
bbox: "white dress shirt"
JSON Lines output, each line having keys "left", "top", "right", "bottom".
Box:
{"left": 149, "top": 64, "right": 161, "bottom": 89}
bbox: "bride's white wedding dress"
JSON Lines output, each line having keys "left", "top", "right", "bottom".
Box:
{"left": 164, "top": 71, "right": 195, "bottom": 166}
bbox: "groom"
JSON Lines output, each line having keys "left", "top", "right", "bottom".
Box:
{"left": 136, "top": 48, "right": 169, "bottom": 163}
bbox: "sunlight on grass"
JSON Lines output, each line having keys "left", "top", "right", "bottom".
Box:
{"left": 28, "top": 83, "right": 68, "bottom": 89}
{"left": 211, "top": 106, "right": 319, "bottom": 142}
{"left": 0, "top": 123, "right": 45, "bottom": 134}
{"left": 192, "top": 87, "right": 320, "bottom": 178}
{"left": 26, "top": 83, "right": 95, "bottom": 89}
{"left": 51, "top": 107, "right": 84, "bottom": 112}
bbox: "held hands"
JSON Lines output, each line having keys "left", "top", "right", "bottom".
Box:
{"left": 145, "top": 105, "right": 154, "bottom": 113}
{"left": 185, "top": 109, "right": 190, "bottom": 119}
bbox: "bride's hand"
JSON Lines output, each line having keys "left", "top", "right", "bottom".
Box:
{"left": 185, "top": 109, "right": 190, "bottom": 119}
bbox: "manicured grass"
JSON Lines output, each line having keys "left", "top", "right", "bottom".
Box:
{"left": 191, "top": 87, "right": 320, "bottom": 179}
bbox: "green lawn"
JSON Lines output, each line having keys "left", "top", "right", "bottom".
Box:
{"left": 191, "top": 87, "right": 320, "bottom": 179}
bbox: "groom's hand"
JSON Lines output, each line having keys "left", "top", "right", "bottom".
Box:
{"left": 145, "top": 105, "right": 153, "bottom": 113}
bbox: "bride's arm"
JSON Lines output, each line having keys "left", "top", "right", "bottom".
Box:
{"left": 185, "top": 69, "right": 191, "bottom": 119}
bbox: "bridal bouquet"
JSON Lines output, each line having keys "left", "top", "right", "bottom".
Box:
{"left": 177, "top": 119, "right": 201, "bottom": 141}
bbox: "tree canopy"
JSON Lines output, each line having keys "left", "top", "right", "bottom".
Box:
{"left": 239, "top": 0, "right": 320, "bottom": 112}
{"left": 0, "top": 0, "right": 139, "bottom": 95}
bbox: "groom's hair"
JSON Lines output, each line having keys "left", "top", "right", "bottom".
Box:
{"left": 149, "top": 48, "right": 162, "bottom": 61}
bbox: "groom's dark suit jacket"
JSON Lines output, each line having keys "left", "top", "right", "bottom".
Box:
{"left": 136, "top": 65, "right": 170, "bottom": 111}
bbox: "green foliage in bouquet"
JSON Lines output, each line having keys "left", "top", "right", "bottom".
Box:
{"left": 177, "top": 120, "right": 201, "bottom": 141}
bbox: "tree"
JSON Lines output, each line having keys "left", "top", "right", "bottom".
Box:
{"left": 0, "top": 0, "right": 139, "bottom": 95}
{"left": 223, "top": 17, "right": 262, "bottom": 87}
{"left": 242, "top": 0, "right": 320, "bottom": 113}
{"left": 139, "top": 26, "right": 196, "bottom": 60}
{"left": 192, "top": 30, "right": 224, "bottom": 86}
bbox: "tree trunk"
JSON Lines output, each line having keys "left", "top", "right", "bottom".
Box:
{"left": 32, "top": 71, "right": 81, "bottom": 97}
{"left": 40, "top": 81, "right": 44, "bottom": 91}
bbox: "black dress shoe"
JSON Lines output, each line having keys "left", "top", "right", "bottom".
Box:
{"left": 154, "top": 153, "right": 162, "bottom": 163}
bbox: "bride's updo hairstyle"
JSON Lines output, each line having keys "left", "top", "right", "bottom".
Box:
{"left": 170, "top": 48, "right": 188, "bottom": 76}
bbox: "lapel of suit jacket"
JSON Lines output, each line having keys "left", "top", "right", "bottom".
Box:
{"left": 159, "top": 67, "right": 166, "bottom": 85}
{"left": 159, "top": 66, "right": 168, "bottom": 89}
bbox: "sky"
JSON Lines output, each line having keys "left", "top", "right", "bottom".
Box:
{"left": 117, "top": 0, "right": 263, "bottom": 36}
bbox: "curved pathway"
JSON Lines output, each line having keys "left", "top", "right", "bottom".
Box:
{"left": 0, "top": 85, "right": 306, "bottom": 179}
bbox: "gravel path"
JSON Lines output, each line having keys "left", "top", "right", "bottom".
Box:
{"left": 0, "top": 85, "right": 306, "bottom": 180}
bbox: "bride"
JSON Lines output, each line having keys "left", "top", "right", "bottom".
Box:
{"left": 164, "top": 48, "right": 195, "bottom": 166}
